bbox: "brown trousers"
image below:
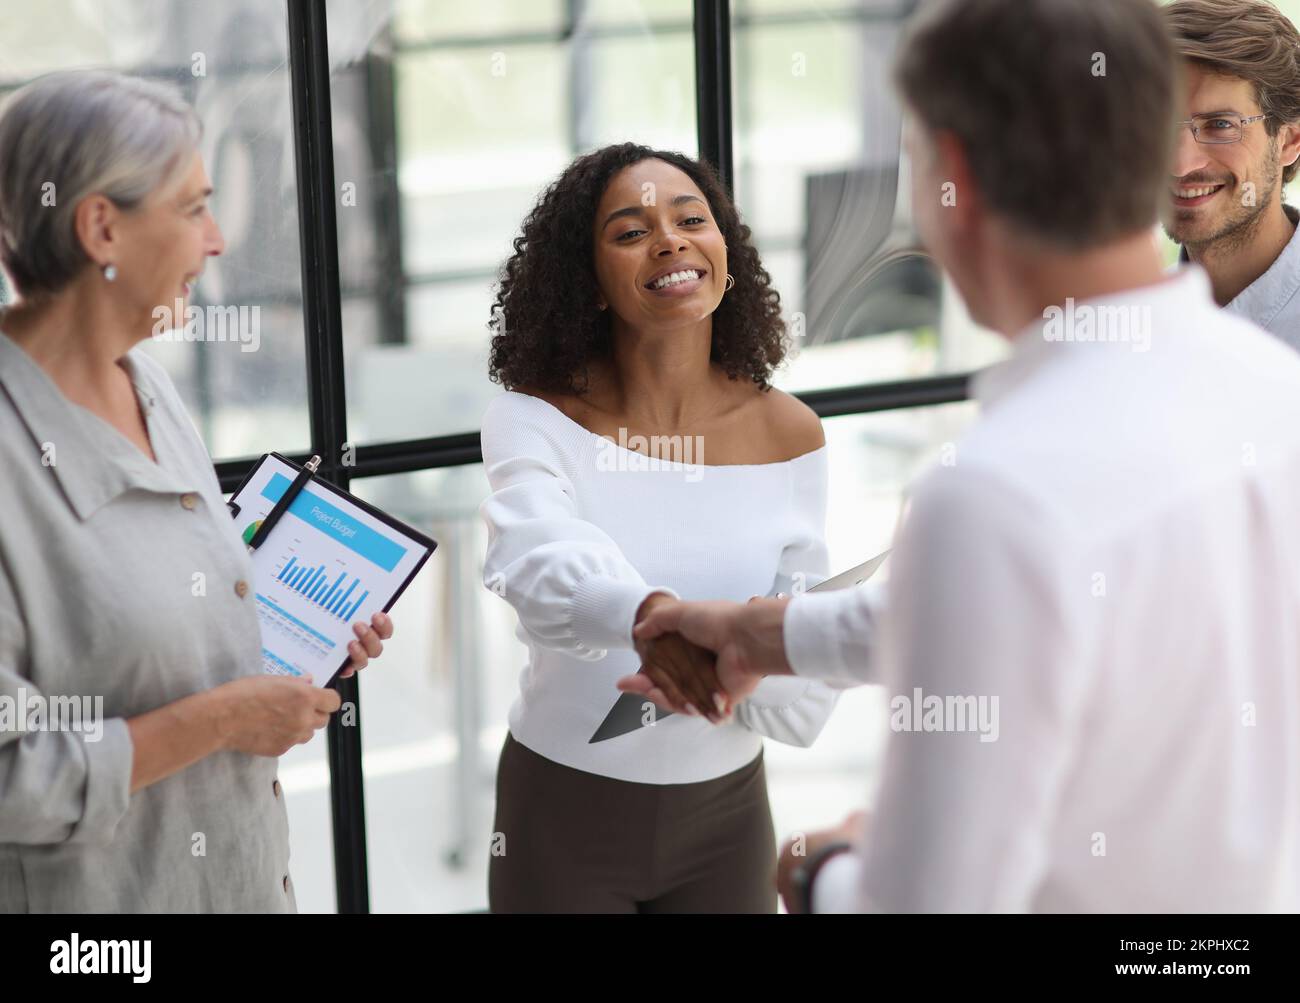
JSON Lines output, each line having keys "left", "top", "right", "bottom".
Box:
{"left": 488, "top": 732, "right": 777, "bottom": 913}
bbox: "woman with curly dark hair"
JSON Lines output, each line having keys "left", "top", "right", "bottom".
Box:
{"left": 479, "top": 143, "right": 840, "bottom": 912}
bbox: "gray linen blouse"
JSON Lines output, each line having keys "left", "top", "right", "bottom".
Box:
{"left": 0, "top": 330, "right": 296, "bottom": 912}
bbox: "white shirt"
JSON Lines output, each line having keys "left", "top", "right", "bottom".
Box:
{"left": 785, "top": 267, "right": 1300, "bottom": 912}
{"left": 479, "top": 390, "right": 840, "bottom": 784}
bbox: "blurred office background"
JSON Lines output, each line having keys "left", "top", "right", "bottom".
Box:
{"left": 1, "top": 0, "right": 1295, "bottom": 911}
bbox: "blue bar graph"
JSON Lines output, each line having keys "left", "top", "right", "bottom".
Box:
{"left": 275, "top": 557, "right": 371, "bottom": 622}
{"left": 330, "top": 579, "right": 358, "bottom": 614}
{"left": 343, "top": 590, "right": 369, "bottom": 622}
{"left": 320, "top": 572, "right": 347, "bottom": 609}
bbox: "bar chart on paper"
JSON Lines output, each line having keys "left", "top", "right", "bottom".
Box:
{"left": 253, "top": 500, "right": 402, "bottom": 682}
{"left": 273, "top": 555, "right": 371, "bottom": 622}
{"left": 229, "top": 455, "right": 432, "bottom": 685}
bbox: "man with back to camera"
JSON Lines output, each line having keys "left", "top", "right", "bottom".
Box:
{"left": 624, "top": 0, "right": 1300, "bottom": 913}
{"left": 1164, "top": 0, "right": 1300, "bottom": 345}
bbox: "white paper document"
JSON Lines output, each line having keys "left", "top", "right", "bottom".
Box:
{"left": 229, "top": 454, "right": 435, "bottom": 685}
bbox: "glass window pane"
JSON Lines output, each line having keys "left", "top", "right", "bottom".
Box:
{"left": 349, "top": 284, "right": 495, "bottom": 443}
{"left": 392, "top": 0, "right": 564, "bottom": 44}
{"left": 0, "top": 0, "right": 312, "bottom": 460}
{"left": 349, "top": 465, "right": 522, "bottom": 912}
{"left": 395, "top": 44, "right": 571, "bottom": 276}
{"left": 581, "top": 0, "right": 693, "bottom": 29}
{"left": 327, "top": 0, "right": 697, "bottom": 445}
{"left": 740, "top": 0, "right": 877, "bottom": 15}
{"left": 733, "top": 0, "right": 1008, "bottom": 394}
{"left": 587, "top": 30, "right": 696, "bottom": 152}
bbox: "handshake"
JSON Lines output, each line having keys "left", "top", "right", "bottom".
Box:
{"left": 621, "top": 591, "right": 796, "bottom": 724}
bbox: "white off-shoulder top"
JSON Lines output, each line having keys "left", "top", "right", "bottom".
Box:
{"left": 478, "top": 389, "right": 840, "bottom": 784}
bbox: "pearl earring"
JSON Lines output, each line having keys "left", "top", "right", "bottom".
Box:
{"left": 103, "top": 264, "right": 117, "bottom": 282}
{"left": 724, "top": 273, "right": 735, "bottom": 291}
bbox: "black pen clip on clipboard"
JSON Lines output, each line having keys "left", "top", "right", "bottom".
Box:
{"left": 244, "top": 455, "right": 320, "bottom": 552}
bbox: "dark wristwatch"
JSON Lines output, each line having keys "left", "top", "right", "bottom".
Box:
{"left": 789, "top": 840, "right": 854, "bottom": 914}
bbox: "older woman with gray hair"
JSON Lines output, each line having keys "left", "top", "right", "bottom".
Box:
{"left": 0, "top": 70, "right": 392, "bottom": 912}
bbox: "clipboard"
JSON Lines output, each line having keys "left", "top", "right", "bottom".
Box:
{"left": 226, "top": 452, "right": 437, "bottom": 688}
{"left": 589, "top": 549, "right": 891, "bottom": 743}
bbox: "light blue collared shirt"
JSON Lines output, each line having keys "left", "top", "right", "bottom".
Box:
{"left": 1180, "top": 203, "right": 1300, "bottom": 351}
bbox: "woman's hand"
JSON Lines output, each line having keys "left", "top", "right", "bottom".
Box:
{"left": 203, "top": 612, "right": 391, "bottom": 761}
{"left": 214, "top": 676, "right": 343, "bottom": 757}
{"left": 624, "top": 594, "right": 782, "bottom": 718}
{"left": 338, "top": 611, "right": 394, "bottom": 679}
{"left": 632, "top": 630, "right": 729, "bottom": 723}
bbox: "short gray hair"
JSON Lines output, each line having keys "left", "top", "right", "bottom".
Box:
{"left": 0, "top": 70, "right": 202, "bottom": 299}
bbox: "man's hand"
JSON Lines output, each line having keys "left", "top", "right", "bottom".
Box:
{"left": 776, "top": 810, "right": 869, "bottom": 914}
{"left": 621, "top": 596, "right": 794, "bottom": 709}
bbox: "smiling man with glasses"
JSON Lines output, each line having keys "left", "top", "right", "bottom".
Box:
{"left": 1164, "top": 0, "right": 1300, "bottom": 347}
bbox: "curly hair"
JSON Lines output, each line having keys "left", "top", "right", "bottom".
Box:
{"left": 487, "top": 143, "right": 789, "bottom": 396}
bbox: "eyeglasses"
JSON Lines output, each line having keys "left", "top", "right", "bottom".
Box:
{"left": 1178, "top": 114, "right": 1267, "bottom": 145}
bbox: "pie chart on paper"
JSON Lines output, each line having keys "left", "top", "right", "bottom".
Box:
{"left": 241, "top": 520, "right": 264, "bottom": 546}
